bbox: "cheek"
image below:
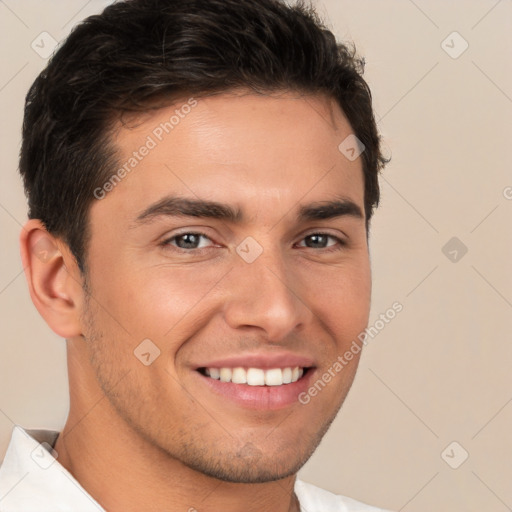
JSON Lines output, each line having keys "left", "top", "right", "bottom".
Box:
{"left": 302, "top": 258, "right": 371, "bottom": 336}
{"left": 91, "top": 259, "right": 228, "bottom": 340}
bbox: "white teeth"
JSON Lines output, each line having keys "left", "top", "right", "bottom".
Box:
{"left": 231, "top": 367, "right": 247, "bottom": 384}
{"left": 219, "top": 368, "right": 232, "bottom": 382}
{"left": 265, "top": 368, "right": 283, "bottom": 386}
{"left": 209, "top": 368, "right": 220, "bottom": 380}
{"left": 247, "top": 368, "right": 265, "bottom": 386}
{"left": 204, "top": 366, "right": 304, "bottom": 386}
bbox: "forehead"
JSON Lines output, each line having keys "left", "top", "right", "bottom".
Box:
{"left": 93, "top": 92, "right": 364, "bottom": 226}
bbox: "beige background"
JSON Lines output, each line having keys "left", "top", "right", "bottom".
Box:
{"left": 0, "top": 1, "right": 511, "bottom": 510}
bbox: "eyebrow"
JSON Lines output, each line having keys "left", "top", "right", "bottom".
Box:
{"left": 131, "top": 195, "right": 363, "bottom": 228}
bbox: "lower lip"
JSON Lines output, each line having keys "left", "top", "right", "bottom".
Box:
{"left": 196, "top": 370, "right": 315, "bottom": 410}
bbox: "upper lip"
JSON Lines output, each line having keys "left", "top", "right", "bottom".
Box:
{"left": 195, "top": 352, "right": 315, "bottom": 370}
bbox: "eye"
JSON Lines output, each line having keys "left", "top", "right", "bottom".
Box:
{"left": 162, "top": 232, "right": 214, "bottom": 251}
{"left": 160, "top": 231, "right": 346, "bottom": 254}
{"left": 296, "top": 233, "right": 345, "bottom": 251}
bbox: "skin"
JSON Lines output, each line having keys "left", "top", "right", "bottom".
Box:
{"left": 20, "top": 91, "right": 371, "bottom": 512}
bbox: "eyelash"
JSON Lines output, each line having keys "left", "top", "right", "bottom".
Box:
{"left": 160, "top": 231, "right": 347, "bottom": 254}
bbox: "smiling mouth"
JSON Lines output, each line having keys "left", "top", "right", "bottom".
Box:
{"left": 198, "top": 366, "right": 309, "bottom": 386}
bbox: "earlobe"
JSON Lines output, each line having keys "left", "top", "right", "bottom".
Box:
{"left": 20, "top": 219, "right": 85, "bottom": 339}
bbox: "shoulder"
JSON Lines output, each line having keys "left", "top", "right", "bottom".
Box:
{"left": 294, "top": 479, "right": 394, "bottom": 512}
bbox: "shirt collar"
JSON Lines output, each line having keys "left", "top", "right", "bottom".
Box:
{"left": 0, "top": 426, "right": 104, "bottom": 511}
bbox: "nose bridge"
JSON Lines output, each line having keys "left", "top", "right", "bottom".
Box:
{"left": 222, "top": 240, "right": 312, "bottom": 341}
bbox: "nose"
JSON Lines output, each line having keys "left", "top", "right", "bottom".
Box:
{"left": 221, "top": 245, "right": 314, "bottom": 342}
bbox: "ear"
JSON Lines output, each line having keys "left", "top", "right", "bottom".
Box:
{"left": 20, "top": 219, "right": 85, "bottom": 339}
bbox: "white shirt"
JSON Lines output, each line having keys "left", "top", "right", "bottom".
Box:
{"left": 0, "top": 426, "right": 392, "bottom": 511}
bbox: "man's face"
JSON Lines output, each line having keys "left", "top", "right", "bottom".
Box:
{"left": 81, "top": 91, "right": 371, "bottom": 482}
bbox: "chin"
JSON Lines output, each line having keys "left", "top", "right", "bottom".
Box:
{"left": 172, "top": 429, "right": 325, "bottom": 484}
{"left": 182, "top": 451, "right": 308, "bottom": 484}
